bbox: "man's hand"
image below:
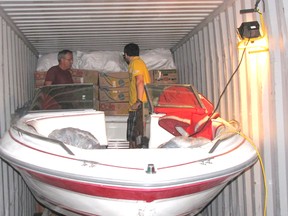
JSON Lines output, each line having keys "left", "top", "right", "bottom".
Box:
{"left": 131, "top": 100, "right": 142, "bottom": 110}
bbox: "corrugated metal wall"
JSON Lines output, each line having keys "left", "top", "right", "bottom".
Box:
{"left": 0, "top": 16, "right": 38, "bottom": 215}
{"left": 172, "top": 0, "right": 288, "bottom": 215}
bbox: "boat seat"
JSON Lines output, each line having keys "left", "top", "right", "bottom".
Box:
{"left": 150, "top": 85, "right": 220, "bottom": 140}
{"left": 158, "top": 113, "right": 220, "bottom": 140}
{"left": 154, "top": 106, "right": 219, "bottom": 140}
{"left": 148, "top": 113, "right": 174, "bottom": 148}
{"left": 158, "top": 115, "right": 190, "bottom": 136}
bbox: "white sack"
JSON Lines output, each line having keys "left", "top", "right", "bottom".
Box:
{"left": 141, "top": 48, "right": 176, "bottom": 70}
{"left": 77, "top": 51, "right": 127, "bottom": 73}
{"left": 36, "top": 49, "right": 176, "bottom": 73}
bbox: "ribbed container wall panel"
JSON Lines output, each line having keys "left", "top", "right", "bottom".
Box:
{"left": 0, "top": 17, "right": 38, "bottom": 215}
{"left": 172, "top": 0, "right": 288, "bottom": 216}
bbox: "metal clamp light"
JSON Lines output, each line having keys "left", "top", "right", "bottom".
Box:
{"left": 237, "top": 0, "right": 268, "bottom": 53}
{"left": 237, "top": 21, "right": 261, "bottom": 40}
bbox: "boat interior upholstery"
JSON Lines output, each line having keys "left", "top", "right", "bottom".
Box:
{"left": 25, "top": 111, "right": 108, "bottom": 147}
{"left": 24, "top": 111, "right": 178, "bottom": 149}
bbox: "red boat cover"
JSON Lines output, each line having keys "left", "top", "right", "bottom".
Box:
{"left": 154, "top": 86, "right": 218, "bottom": 139}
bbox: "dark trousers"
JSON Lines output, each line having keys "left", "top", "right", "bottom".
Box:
{"left": 126, "top": 106, "right": 143, "bottom": 148}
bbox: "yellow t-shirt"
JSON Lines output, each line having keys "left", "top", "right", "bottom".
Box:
{"left": 128, "top": 56, "right": 151, "bottom": 107}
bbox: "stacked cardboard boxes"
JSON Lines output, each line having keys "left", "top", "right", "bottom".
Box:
{"left": 97, "top": 72, "right": 130, "bottom": 115}
{"left": 34, "top": 69, "right": 177, "bottom": 116}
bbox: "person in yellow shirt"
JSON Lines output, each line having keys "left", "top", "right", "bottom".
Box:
{"left": 123, "top": 43, "right": 151, "bottom": 148}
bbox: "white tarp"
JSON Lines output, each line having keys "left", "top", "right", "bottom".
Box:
{"left": 77, "top": 51, "right": 127, "bottom": 72}
{"left": 36, "top": 48, "right": 176, "bottom": 72}
{"left": 141, "top": 48, "right": 176, "bottom": 71}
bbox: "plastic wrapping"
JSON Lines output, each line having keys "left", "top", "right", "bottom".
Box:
{"left": 36, "top": 48, "right": 176, "bottom": 72}
{"left": 140, "top": 48, "right": 176, "bottom": 70}
{"left": 77, "top": 51, "right": 126, "bottom": 72}
{"left": 159, "top": 136, "right": 210, "bottom": 148}
{"left": 48, "top": 127, "right": 101, "bottom": 149}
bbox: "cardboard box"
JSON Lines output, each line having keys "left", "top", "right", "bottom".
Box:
{"left": 94, "top": 85, "right": 99, "bottom": 100}
{"left": 96, "top": 100, "right": 130, "bottom": 115}
{"left": 83, "top": 70, "right": 99, "bottom": 84}
{"left": 99, "top": 72, "right": 129, "bottom": 88}
{"left": 72, "top": 77, "right": 83, "bottom": 84}
{"left": 151, "top": 69, "right": 178, "bottom": 84}
{"left": 99, "top": 87, "right": 129, "bottom": 102}
{"left": 70, "top": 69, "right": 84, "bottom": 77}
{"left": 34, "top": 71, "right": 47, "bottom": 80}
{"left": 71, "top": 69, "right": 99, "bottom": 84}
{"left": 34, "top": 71, "right": 46, "bottom": 88}
{"left": 35, "top": 79, "right": 45, "bottom": 88}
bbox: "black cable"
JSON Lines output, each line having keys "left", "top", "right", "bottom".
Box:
{"left": 261, "top": 0, "right": 265, "bottom": 13}
{"left": 189, "top": 38, "right": 250, "bottom": 137}
{"left": 254, "top": 0, "right": 261, "bottom": 10}
{"left": 240, "top": 0, "right": 265, "bottom": 14}
{"left": 213, "top": 39, "right": 250, "bottom": 113}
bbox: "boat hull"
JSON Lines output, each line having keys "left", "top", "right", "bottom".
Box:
{"left": 20, "top": 167, "right": 235, "bottom": 216}
{"left": 0, "top": 110, "right": 258, "bottom": 216}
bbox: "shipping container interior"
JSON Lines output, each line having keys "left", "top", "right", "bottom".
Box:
{"left": 0, "top": 0, "right": 288, "bottom": 216}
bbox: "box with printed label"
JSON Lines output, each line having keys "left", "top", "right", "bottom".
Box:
{"left": 99, "top": 72, "right": 129, "bottom": 88}
{"left": 99, "top": 87, "right": 129, "bottom": 102}
{"left": 96, "top": 100, "right": 129, "bottom": 115}
{"left": 151, "top": 69, "right": 178, "bottom": 84}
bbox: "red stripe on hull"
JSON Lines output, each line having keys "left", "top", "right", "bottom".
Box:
{"left": 25, "top": 169, "right": 233, "bottom": 202}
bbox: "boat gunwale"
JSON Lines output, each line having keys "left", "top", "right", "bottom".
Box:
{"left": 0, "top": 134, "right": 258, "bottom": 188}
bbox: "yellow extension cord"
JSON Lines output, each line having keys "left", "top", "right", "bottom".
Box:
{"left": 237, "top": 131, "right": 267, "bottom": 216}
{"left": 219, "top": 120, "right": 267, "bottom": 216}
{"left": 241, "top": 10, "right": 268, "bottom": 216}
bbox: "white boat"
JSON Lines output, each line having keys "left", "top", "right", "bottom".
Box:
{"left": 0, "top": 84, "right": 258, "bottom": 216}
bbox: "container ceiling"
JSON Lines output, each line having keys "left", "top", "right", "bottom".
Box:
{"left": 0, "top": 0, "right": 225, "bottom": 54}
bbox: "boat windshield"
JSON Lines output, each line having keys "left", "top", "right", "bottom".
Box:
{"left": 144, "top": 84, "right": 204, "bottom": 113}
{"left": 29, "top": 84, "right": 95, "bottom": 111}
